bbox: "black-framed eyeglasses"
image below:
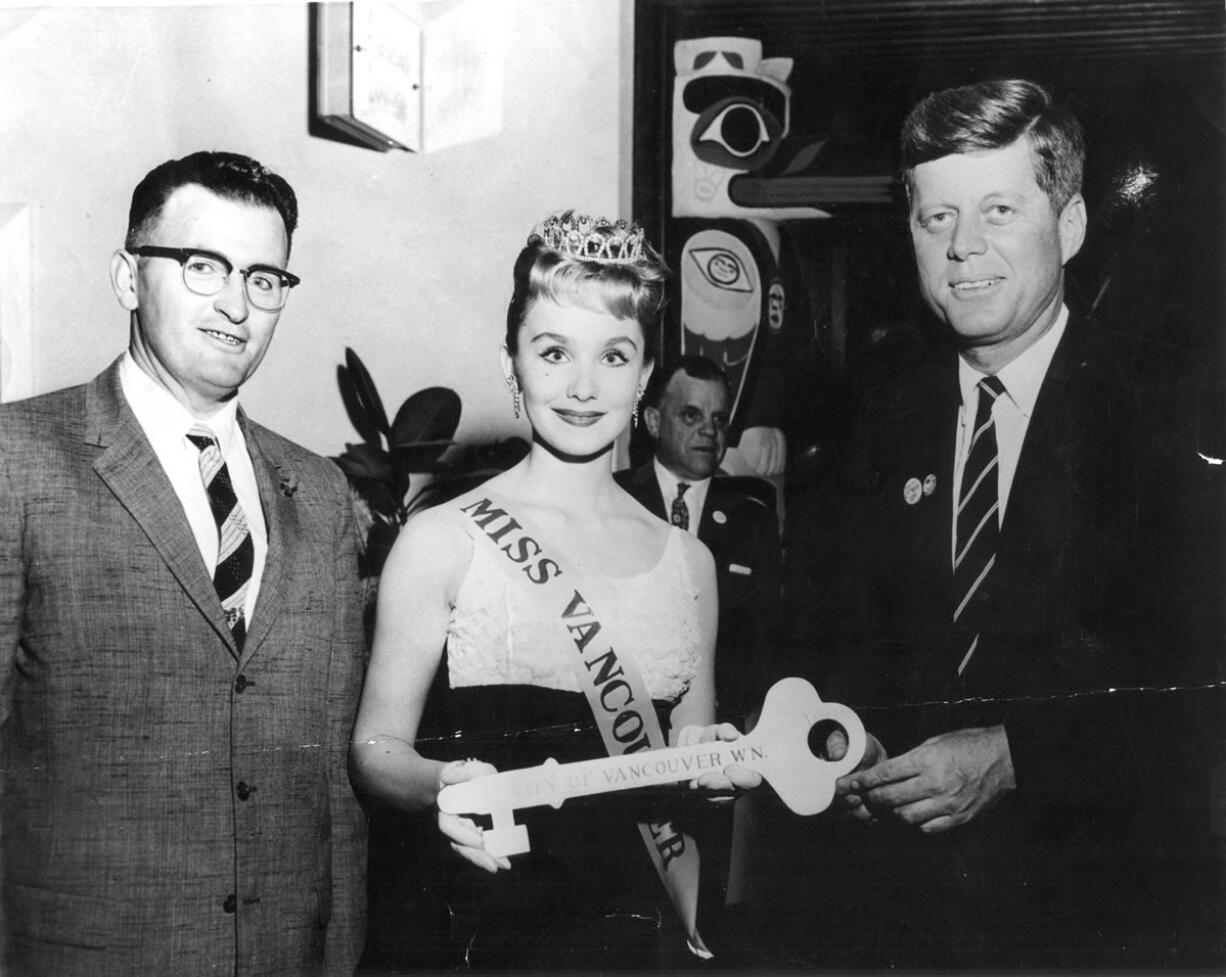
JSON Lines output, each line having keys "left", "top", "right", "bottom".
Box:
{"left": 130, "top": 245, "right": 301, "bottom": 312}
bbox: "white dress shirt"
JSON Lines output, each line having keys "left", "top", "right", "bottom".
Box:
{"left": 652, "top": 457, "right": 711, "bottom": 536}
{"left": 951, "top": 305, "right": 1068, "bottom": 565}
{"left": 119, "top": 352, "right": 268, "bottom": 621}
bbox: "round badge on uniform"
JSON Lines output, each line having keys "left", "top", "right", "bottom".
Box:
{"left": 923, "top": 474, "right": 937, "bottom": 496}
{"left": 712, "top": 510, "right": 727, "bottom": 524}
{"left": 903, "top": 477, "right": 922, "bottom": 505}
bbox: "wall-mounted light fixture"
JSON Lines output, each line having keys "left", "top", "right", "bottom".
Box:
{"left": 314, "top": 1, "right": 505, "bottom": 153}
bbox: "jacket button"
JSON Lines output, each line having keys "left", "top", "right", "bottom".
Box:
{"left": 236, "top": 781, "right": 257, "bottom": 801}
{"left": 234, "top": 674, "right": 252, "bottom": 693}
{"left": 223, "top": 894, "right": 236, "bottom": 914}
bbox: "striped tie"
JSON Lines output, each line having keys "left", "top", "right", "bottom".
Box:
{"left": 952, "top": 375, "right": 1006, "bottom": 676}
{"left": 187, "top": 425, "right": 254, "bottom": 646}
{"left": 671, "top": 482, "right": 691, "bottom": 531}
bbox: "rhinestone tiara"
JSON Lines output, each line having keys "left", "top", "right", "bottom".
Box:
{"left": 537, "top": 212, "right": 646, "bottom": 265}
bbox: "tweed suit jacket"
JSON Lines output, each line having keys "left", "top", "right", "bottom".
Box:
{"left": 615, "top": 463, "right": 784, "bottom": 723}
{"left": 0, "top": 360, "right": 368, "bottom": 977}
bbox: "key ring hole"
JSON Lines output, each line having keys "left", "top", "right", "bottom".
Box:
{"left": 808, "top": 719, "right": 849, "bottom": 761}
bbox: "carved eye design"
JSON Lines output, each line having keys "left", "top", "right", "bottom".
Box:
{"left": 688, "top": 247, "right": 754, "bottom": 292}
{"left": 767, "top": 281, "right": 786, "bottom": 332}
{"left": 695, "top": 103, "right": 772, "bottom": 159}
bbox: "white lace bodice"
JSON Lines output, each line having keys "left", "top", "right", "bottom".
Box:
{"left": 446, "top": 526, "right": 702, "bottom": 702}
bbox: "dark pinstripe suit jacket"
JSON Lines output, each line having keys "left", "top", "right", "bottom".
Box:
{"left": 0, "top": 359, "right": 367, "bottom": 976}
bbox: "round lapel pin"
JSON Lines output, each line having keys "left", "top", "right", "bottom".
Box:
{"left": 903, "top": 477, "right": 922, "bottom": 505}
{"left": 712, "top": 510, "right": 727, "bottom": 524}
{"left": 922, "top": 474, "right": 937, "bottom": 496}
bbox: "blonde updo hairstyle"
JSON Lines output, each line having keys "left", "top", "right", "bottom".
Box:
{"left": 504, "top": 211, "right": 667, "bottom": 364}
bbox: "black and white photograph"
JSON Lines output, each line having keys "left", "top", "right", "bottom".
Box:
{"left": 0, "top": 1, "right": 1222, "bottom": 974}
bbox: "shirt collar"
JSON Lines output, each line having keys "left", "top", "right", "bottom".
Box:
{"left": 957, "top": 304, "right": 1068, "bottom": 418}
{"left": 119, "top": 351, "right": 242, "bottom": 454}
{"left": 652, "top": 456, "right": 711, "bottom": 499}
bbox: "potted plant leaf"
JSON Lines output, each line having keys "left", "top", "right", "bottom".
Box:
{"left": 333, "top": 347, "right": 528, "bottom": 578}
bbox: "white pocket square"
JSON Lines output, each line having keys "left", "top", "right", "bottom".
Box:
{"left": 729, "top": 564, "right": 752, "bottom": 575}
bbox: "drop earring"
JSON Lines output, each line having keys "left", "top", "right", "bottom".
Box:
{"left": 632, "top": 392, "right": 643, "bottom": 428}
{"left": 505, "top": 375, "right": 522, "bottom": 419}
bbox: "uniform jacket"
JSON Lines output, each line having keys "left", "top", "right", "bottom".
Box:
{"left": 0, "top": 360, "right": 368, "bottom": 977}
{"left": 615, "top": 463, "right": 783, "bottom": 723}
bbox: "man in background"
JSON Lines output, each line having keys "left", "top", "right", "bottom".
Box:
{"left": 616, "top": 355, "right": 784, "bottom": 952}
{"left": 0, "top": 151, "right": 367, "bottom": 976}
{"left": 617, "top": 355, "right": 784, "bottom": 724}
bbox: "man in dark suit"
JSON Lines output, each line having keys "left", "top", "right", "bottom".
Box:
{"left": 0, "top": 152, "right": 367, "bottom": 976}
{"left": 616, "top": 355, "right": 783, "bottom": 726}
{"left": 821, "top": 79, "right": 1220, "bottom": 969}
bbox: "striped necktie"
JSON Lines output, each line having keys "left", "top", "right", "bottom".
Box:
{"left": 187, "top": 425, "right": 254, "bottom": 646}
{"left": 952, "top": 375, "right": 1006, "bottom": 676}
{"left": 671, "top": 482, "right": 691, "bottom": 531}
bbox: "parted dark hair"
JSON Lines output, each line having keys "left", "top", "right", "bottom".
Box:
{"left": 900, "top": 79, "right": 1085, "bottom": 212}
{"left": 642, "top": 354, "right": 731, "bottom": 410}
{"left": 504, "top": 212, "right": 668, "bottom": 360}
{"left": 125, "top": 151, "right": 299, "bottom": 253}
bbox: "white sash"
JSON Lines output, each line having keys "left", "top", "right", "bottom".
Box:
{"left": 455, "top": 493, "right": 712, "bottom": 958}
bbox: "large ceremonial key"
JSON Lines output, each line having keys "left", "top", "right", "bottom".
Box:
{"left": 437, "top": 676, "right": 866, "bottom": 858}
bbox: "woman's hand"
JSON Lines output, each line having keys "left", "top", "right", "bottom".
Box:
{"left": 436, "top": 758, "right": 512, "bottom": 873}
{"left": 676, "top": 722, "right": 764, "bottom": 796}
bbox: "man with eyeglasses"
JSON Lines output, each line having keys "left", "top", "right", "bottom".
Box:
{"left": 0, "top": 152, "right": 367, "bottom": 976}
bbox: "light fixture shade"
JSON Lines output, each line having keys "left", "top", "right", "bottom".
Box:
{"left": 314, "top": 1, "right": 505, "bottom": 154}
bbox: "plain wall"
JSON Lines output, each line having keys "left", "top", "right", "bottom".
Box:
{"left": 0, "top": 0, "right": 633, "bottom": 455}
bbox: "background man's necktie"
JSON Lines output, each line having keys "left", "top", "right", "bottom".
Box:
{"left": 671, "top": 482, "right": 691, "bottom": 531}
{"left": 187, "top": 425, "right": 254, "bottom": 646}
{"left": 952, "top": 375, "right": 1006, "bottom": 676}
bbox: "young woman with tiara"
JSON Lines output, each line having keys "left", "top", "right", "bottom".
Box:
{"left": 351, "top": 212, "right": 756, "bottom": 970}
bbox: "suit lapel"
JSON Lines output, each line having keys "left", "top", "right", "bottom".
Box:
{"left": 965, "top": 321, "right": 1102, "bottom": 686}
{"left": 238, "top": 418, "right": 299, "bottom": 666}
{"left": 85, "top": 361, "right": 240, "bottom": 658}
{"left": 903, "top": 355, "right": 960, "bottom": 592}
{"left": 630, "top": 462, "right": 667, "bottom": 520}
{"left": 997, "top": 323, "right": 1089, "bottom": 559}
{"left": 875, "top": 353, "right": 961, "bottom": 701}
{"left": 696, "top": 486, "right": 726, "bottom": 552}
{"left": 918, "top": 357, "right": 968, "bottom": 693}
